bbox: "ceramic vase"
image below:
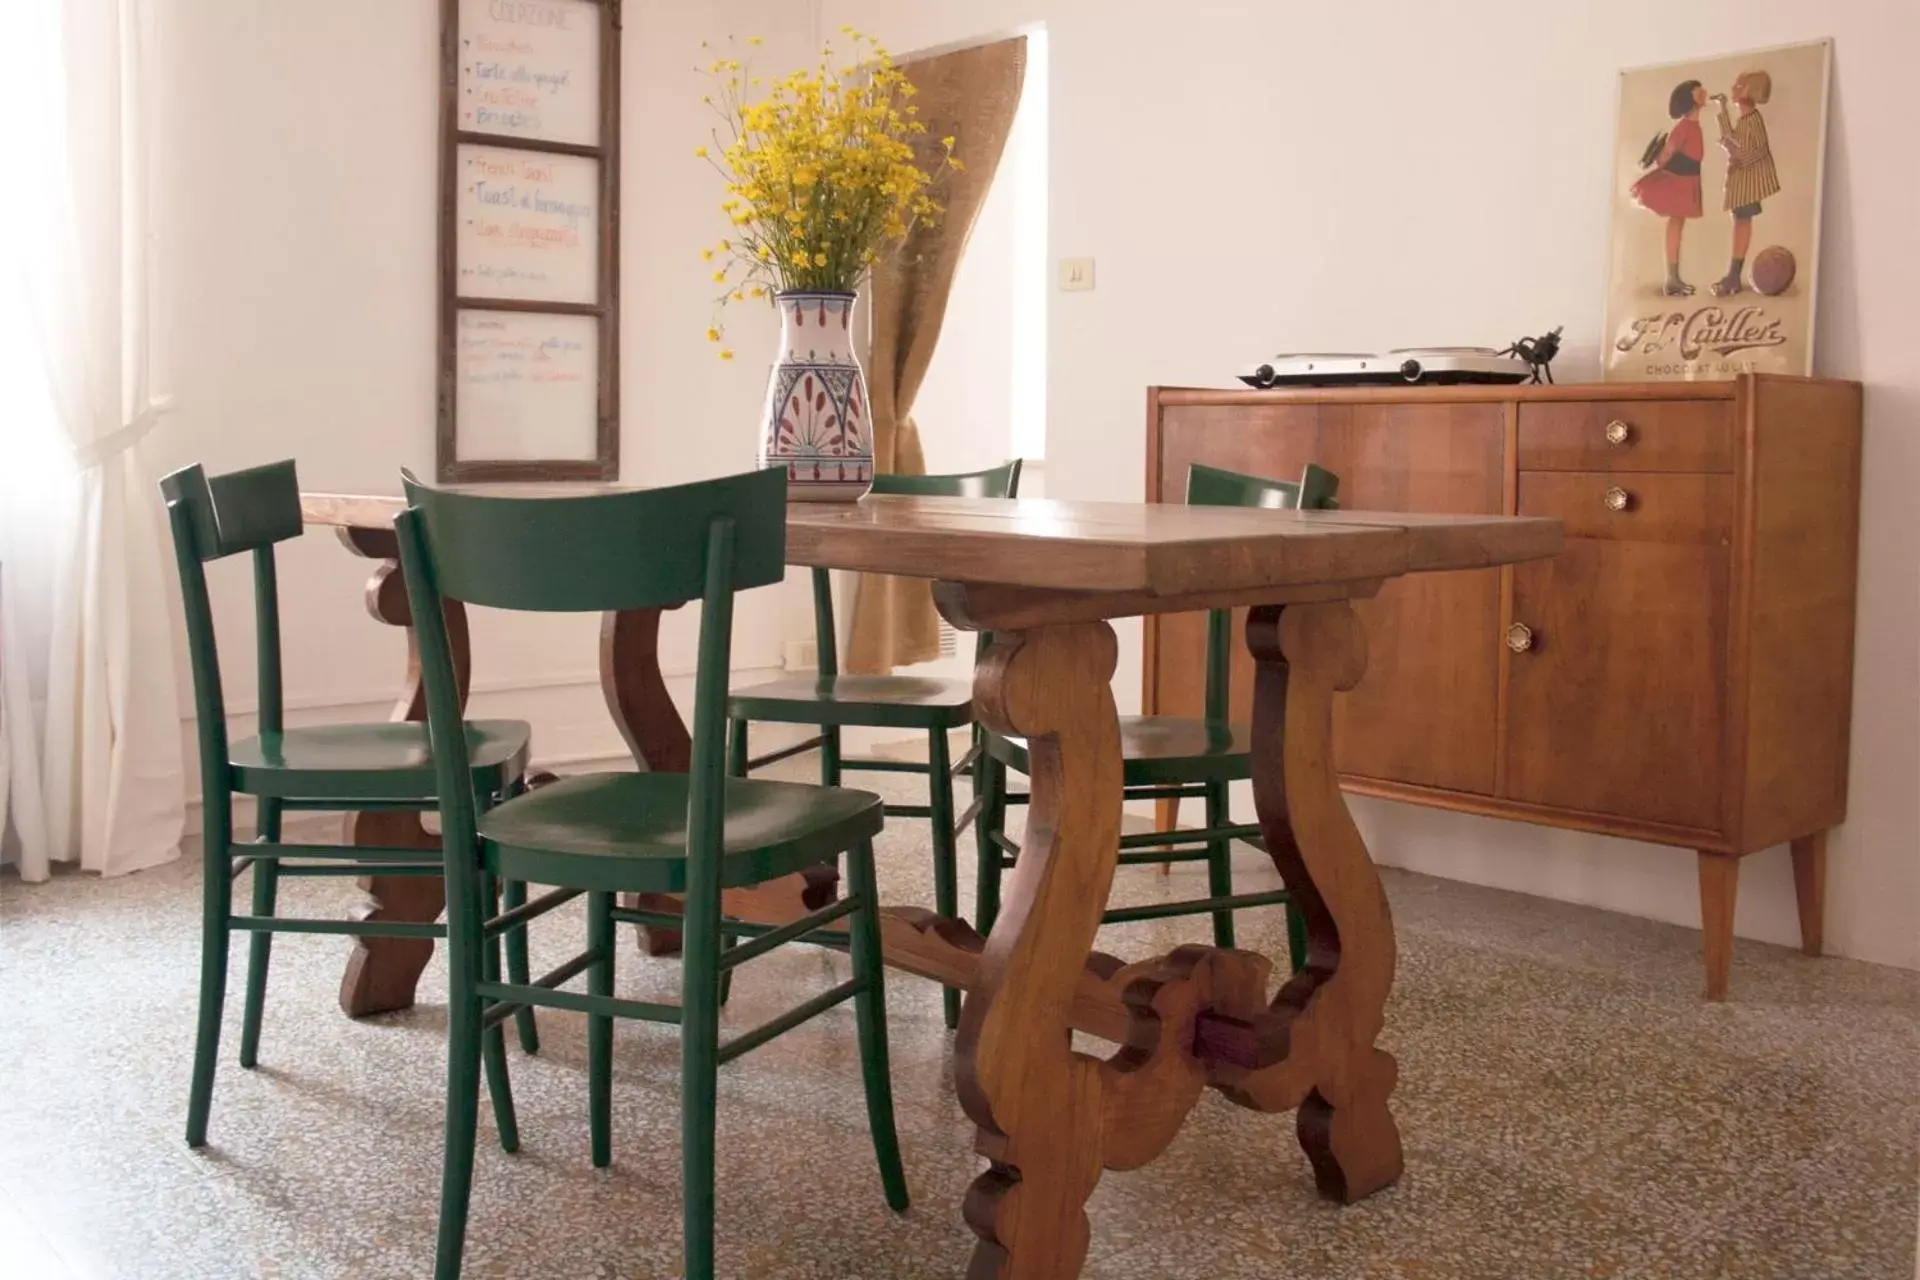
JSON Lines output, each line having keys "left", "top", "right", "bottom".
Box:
{"left": 757, "top": 291, "right": 874, "bottom": 501}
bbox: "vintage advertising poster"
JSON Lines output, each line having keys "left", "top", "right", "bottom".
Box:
{"left": 1603, "top": 39, "right": 1832, "bottom": 381}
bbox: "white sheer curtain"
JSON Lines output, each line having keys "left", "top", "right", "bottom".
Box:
{"left": 0, "top": 0, "right": 184, "bottom": 880}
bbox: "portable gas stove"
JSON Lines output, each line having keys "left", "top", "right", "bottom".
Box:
{"left": 1239, "top": 343, "right": 1544, "bottom": 389}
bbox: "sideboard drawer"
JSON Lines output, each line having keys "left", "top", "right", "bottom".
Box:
{"left": 1519, "top": 471, "right": 1734, "bottom": 544}
{"left": 1518, "top": 401, "right": 1734, "bottom": 472}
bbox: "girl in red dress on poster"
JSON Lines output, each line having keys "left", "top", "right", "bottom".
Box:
{"left": 1631, "top": 79, "right": 1707, "bottom": 296}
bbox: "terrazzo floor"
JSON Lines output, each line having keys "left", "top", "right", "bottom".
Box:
{"left": 2, "top": 762, "right": 1916, "bottom": 1279}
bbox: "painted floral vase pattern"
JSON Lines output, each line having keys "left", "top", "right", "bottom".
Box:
{"left": 758, "top": 291, "right": 874, "bottom": 501}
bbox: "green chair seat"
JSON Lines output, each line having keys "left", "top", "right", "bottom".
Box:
{"left": 230, "top": 720, "right": 532, "bottom": 799}
{"left": 480, "top": 772, "right": 884, "bottom": 894}
{"left": 986, "top": 716, "right": 1253, "bottom": 786}
{"left": 727, "top": 674, "right": 976, "bottom": 729}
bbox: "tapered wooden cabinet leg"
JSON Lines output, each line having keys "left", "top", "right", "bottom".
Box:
{"left": 958, "top": 622, "right": 1123, "bottom": 1280}
{"left": 1154, "top": 797, "right": 1179, "bottom": 874}
{"left": 1154, "top": 797, "right": 1180, "bottom": 832}
{"left": 1697, "top": 852, "right": 1740, "bottom": 1001}
{"left": 1790, "top": 832, "right": 1827, "bottom": 958}
{"left": 337, "top": 534, "right": 467, "bottom": 1018}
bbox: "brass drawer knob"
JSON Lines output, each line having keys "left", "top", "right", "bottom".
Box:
{"left": 1506, "top": 622, "right": 1535, "bottom": 653}
{"left": 1605, "top": 419, "right": 1633, "bottom": 446}
{"left": 1604, "top": 486, "right": 1632, "bottom": 512}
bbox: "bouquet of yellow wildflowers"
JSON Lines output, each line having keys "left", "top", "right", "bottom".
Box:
{"left": 697, "top": 29, "right": 958, "bottom": 358}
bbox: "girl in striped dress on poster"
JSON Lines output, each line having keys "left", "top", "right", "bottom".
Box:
{"left": 1710, "top": 69, "right": 1781, "bottom": 296}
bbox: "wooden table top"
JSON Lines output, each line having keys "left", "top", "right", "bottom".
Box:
{"left": 300, "top": 491, "right": 1560, "bottom": 594}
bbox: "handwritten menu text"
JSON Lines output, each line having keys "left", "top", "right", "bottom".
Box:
{"left": 456, "top": 145, "right": 598, "bottom": 304}
{"left": 456, "top": 309, "right": 598, "bottom": 460}
{"left": 458, "top": 0, "right": 601, "bottom": 146}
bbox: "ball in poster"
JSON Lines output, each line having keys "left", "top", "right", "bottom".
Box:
{"left": 1752, "top": 246, "right": 1797, "bottom": 296}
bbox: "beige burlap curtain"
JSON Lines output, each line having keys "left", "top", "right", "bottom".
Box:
{"left": 846, "top": 36, "right": 1027, "bottom": 675}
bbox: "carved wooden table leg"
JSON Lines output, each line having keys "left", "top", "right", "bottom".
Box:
{"left": 958, "top": 622, "right": 1124, "bottom": 1280}
{"left": 335, "top": 527, "right": 469, "bottom": 1018}
{"left": 1238, "top": 601, "right": 1404, "bottom": 1201}
{"left": 600, "top": 608, "right": 692, "bottom": 955}
{"left": 598, "top": 607, "right": 838, "bottom": 955}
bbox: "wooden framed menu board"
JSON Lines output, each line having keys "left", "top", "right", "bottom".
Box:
{"left": 438, "top": 0, "right": 621, "bottom": 481}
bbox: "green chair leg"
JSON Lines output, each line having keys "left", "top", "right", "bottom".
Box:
{"left": 680, "top": 895, "right": 723, "bottom": 1280}
{"left": 927, "top": 729, "right": 961, "bottom": 1030}
{"left": 478, "top": 875, "right": 519, "bottom": 1155}
{"left": 433, "top": 938, "right": 485, "bottom": 1280}
{"left": 587, "top": 890, "right": 615, "bottom": 1169}
{"left": 820, "top": 725, "right": 842, "bottom": 786}
{"left": 1204, "top": 780, "right": 1236, "bottom": 950}
{"left": 848, "top": 839, "right": 911, "bottom": 1212}
{"left": 238, "top": 796, "right": 283, "bottom": 1070}
{"left": 184, "top": 824, "right": 235, "bottom": 1148}
{"left": 1285, "top": 899, "right": 1309, "bottom": 974}
{"left": 728, "top": 717, "right": 749, "bottom": 778}
{"left": 500, "top": 878, "right": 539, "bottom": 1055}
{"left": 974, "top": 755, "right": 1005, "bottom": 937}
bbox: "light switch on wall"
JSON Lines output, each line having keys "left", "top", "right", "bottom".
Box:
{"left": 1058, "top": 258, "right": 1095, "bottom": 291}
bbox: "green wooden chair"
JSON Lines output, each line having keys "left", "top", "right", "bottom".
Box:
{"left": 160, "top": 460, "right": 535, "bottom": 1152}
{"left": 975, "top": 462, "right": 1342, "bottom": 970}
{"left": 726, "top": 459, "right": 1022, "bottom": 1030}
{"left": 394, "top": 467, "right": 909, "bottom": 1280}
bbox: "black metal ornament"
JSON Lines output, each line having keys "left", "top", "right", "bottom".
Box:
{"left": 1499, "top": 326, "right": 1564, "bottom": 385}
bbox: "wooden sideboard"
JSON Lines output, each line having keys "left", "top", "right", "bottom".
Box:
{"left": 1143, "top": 375, "right": 1863, "bottom": 998}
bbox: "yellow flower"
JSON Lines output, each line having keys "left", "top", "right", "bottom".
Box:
{"left": 941, "top": 135, "right": 956, "bottom": 149}
{"left": 719, "top": 350, "right": 735, "bottom": 361}
{"left": 694, "top": 35, "right": 945, "bottom": 293}
{"left": 712, "top": 270, "right": 727, "bottom": 283}
{"left": 748, "top": 35, "right": 764, "bottom": 46}
{"left": 701, "top": 247, "right": 714, "bottom": 261}
{"left": 706, "top": 327, "right": 721, "bottom": 342}
{"left": 695, "top": 145, "right": 709, "bottom": 158}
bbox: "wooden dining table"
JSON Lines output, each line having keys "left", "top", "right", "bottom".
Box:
{"left": 300, "top": 488, "right": 1560, "bottom": 1280}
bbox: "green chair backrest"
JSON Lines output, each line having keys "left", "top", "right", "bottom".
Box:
{"left": 395, "top": 467, "right": 788, "bottom": 880}
{"left": 1184, "top": 462, "right": 1341, "bottom": 721}
{"left": 812, "top": 460, "right": 1024, "bottom": 675}
{"left": 159, "top": 460, "right": 307, "bottom": 826}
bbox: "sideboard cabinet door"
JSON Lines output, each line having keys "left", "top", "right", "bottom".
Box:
{"left": 1322, "top": 405, "right": 1504, "bottom": 795}
{"left": 1154, "top": 402, "right": 1503, "bottom": 795}
{"left": 1503, "top": 471, "right": 1735, "bottom": 832}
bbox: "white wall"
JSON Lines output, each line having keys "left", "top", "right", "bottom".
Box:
{"left": 149, "top": 0, "right": 817, "bottom": 807}
{"left": 825, "top": 0, "right": 1920, "bottom": 969}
